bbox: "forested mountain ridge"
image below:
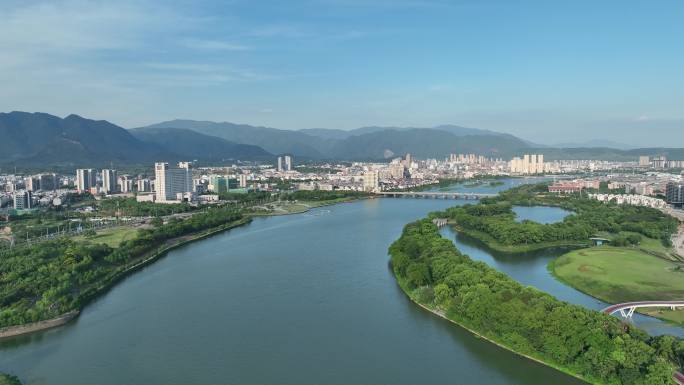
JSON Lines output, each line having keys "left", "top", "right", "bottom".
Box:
{"left": 0, "top": 112, "right": 273, "bottom": 167}
{"left": 138, "top": 120, "right": 534, "bottom": 160}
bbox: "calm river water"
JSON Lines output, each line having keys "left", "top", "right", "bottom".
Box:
{"left": 1, "top": 178, "right": 679, "bottom": 385}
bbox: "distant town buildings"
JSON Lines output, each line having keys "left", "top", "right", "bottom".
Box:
{"left": 641, "top": 155, "right": 684, "bottom": 169}
{"left": 548, "top": 181, "right": 584, "bottom": 194}
{"left": 510, "top": 154, "right": 546, "bottom": 175}
{"left": 590, "top": 193, "right": 667, "bottom": 209}
{"left": 208, "top": 175, "right": 238, "bottom": 193}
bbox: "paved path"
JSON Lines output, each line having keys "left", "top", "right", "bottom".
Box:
{"left": 674, "top": 224, "right": 684, "bottom": 258}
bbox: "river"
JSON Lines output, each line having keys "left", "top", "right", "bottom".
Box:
{"left": 1, "top": 178, "right": 680, "bottom": 385}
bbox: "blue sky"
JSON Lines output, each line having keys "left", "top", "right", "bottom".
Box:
{"left": 1, "top": 0, "right": 683, "bottom": 146}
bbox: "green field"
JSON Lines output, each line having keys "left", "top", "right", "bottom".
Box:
{"left": 552, "top": 244, "right": 684, "bottom": 323}
{"left": 594, "top": 230, "right": 681, "bottom": 261}
{"left": 74, "top": 227, "right": 141, "bottom": 247}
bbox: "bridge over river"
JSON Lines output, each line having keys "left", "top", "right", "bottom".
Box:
{"left": 602, "top": 301, "right": 684, "bottom": 384}
{"left": 601, "top": 301, "right": 684, "bottom": 319}
{"left": 375, "top": 191, "right": 497, "bottom": 200}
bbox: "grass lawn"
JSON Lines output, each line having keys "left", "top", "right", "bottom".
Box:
{"left": 74, "top": 227, "right": 140, "bottom": 247}
{"left": 552, "top": 244, "right": 684, "bottom": 323}
{"left": 594, "top": 230, "right": 679, "bottom": 261}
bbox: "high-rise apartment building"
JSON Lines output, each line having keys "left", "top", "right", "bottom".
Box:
{"left": 76, "top": 169, "right": 96, "bottom": 192}
{"left": 102, "top": 169, "right": 118, "bottom": 194}
{"left": 25, "top": 176, "right": 39, "bottom": 192}
{"left": 155, "top": 162, "right": 193, "bottom": 202}
{"left": 363, "top": 171, "right": 380, "bottom": 192}
{"left": 13, "top": 190, "right": 32, "bottom": 210}
{"left": 510, "top": 154, "right": 546, "bottom": 175}
{"left": 639, "top": 156, "right": 650, "bottom": 167}
{"left": 666, "top": 182, "right": 683, "bottom": 207}
{"left": 277, "top": 155, "right": 293, "bottom": 172}
{"left": 38, "top": 173, "right": 57, "bottom": 191}
{"left": 118, "top": 175, "right": 133, "bottom": 193}
{"left": 652, "top": 156, "right": 667, "bottom": 169}
{"left": 137, "top": 178, "right": 151, "bottom": 192}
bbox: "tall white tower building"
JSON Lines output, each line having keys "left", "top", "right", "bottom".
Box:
{"left": 155, "top": 162, "right": 193, "bottom": 202}
{"left": 102, "top": 169, "right": 118, "bottom": 194}
{"left": 76, "top": 169, "right": 96, "bottom": 192}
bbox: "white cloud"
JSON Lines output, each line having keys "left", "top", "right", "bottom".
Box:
{"left": 636, "top": 115, "right": 650, "bottom": 121}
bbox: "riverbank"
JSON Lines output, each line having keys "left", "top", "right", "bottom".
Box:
{"left": 0, "top": 196, "right": 365, "bottom": 340}
{"left": 0, "top": 216, "right": 252, "bottom": 340}
{"left": 0, "top": 311, "right": 79, "bottom": 339}
{"left": 392, "top": 273, "right": 594, "bottom": 385}
{"left": 249, "top": 196, "right": 365, "bottom": 216}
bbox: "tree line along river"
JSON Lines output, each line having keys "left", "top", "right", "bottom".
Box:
{"left": 1, "top": 178, "right": 680, "bottom": 385}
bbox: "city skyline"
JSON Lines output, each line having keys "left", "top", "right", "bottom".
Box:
{"left": 1, "top": 0, "right": 683, "bottom": 147}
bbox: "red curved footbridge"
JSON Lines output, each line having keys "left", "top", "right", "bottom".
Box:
{"left": 602, "top": 301, "right": 684, "bottom": 384}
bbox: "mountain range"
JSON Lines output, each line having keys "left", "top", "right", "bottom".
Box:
{"left": 138, "top": 120, "right": 532, "bottom": 160}
{"left": 0, "top": 112, "right": 272, "bottom": 167}
{"left": 1, "top": 111, "right": 682, "bottom": 168}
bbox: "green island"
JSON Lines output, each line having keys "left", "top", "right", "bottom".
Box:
{"left": 448, "top": 183, "right": 684, "bottom": 324}
{"left": 446, "top": 183, "right": 678, "bottom": 253}
{"left": 389, "top": 183, "right": 684, "bottom": 384}
{"left": 390, "top": 218, "right": 681, "bottom": 385}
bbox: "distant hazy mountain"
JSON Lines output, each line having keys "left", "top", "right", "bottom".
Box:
{"left": 533, "top": 147, "right": 684, "bottom": 161}
{"left": 328, "top": 129, "right": 531, "bottom": 160}
{"left": 142, "top": 120, "right": 329, "bottom": 158}
{"left": 300, "top": 124, "right": 502, "bottom": 140}
{"left": 130, "top": 127, "right": 272, "bottom": 161}
{"left": 0, "top": 111, "right": 160, "bottom": 166}
{"left": 140, "top": 120, "right": 532, "bottom": 159}
{"left": 551, "top": 139, "right": 635, "bottom": 150}
{"left": 5, "top": 112, "right": 677, "bottom": 166}
{"left": 0, "top": 112, "right": 272, "bottom": 167}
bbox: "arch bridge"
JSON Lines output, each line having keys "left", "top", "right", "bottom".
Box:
{"left": 603, "top": 301, "right": 684, "bottom": 384}
{"left": 601, "top": 301, "right": 684, "bottom": 318}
